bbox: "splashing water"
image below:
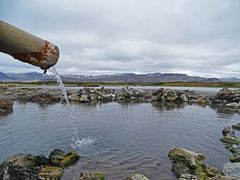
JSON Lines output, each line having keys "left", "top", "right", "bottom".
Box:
{"left": 71, "top": 136, "right": 97, "bottom": 149}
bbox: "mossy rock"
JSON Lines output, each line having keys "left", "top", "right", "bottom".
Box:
{"left": 230, "top": 154, "right": 240, "bottom": 163}
{"left": 48, "top": 149, "right": 65, "bottom": 165}
{"left": 38, "top": 165, "right": 63, "bottom": 180}
{"left": 0, "top": 154, "right": 39, "bottom": 180}
{"left": 80, "top": 171, "right": 104, "bottom": 180}
{"left": 172, "top": 162, "right": 191, "bottom": 178}
{"left": 220, "top": 137, "right": 240, "bottom": 145}
{"left": 232, "top": 123, "right": 240, "bottom": 130}
{"left": 168, "top": 148, "right": 205, "bottom": 174}
{"left": 59, "top": 151, "right": 80, "bottom": 168}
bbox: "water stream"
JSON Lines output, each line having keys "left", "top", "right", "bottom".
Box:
{"left": 49, "top": 67, "right": 95, "bottom": 149}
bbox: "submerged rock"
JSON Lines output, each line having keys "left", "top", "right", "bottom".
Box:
{"left": 126, "top": 173, "right": 149, "bottom": 180}
{"left": 79, "top": 171, "right": 104, "bottom": 180}
{"left": 223, "top": 163, "right": 240, "bottom": 178}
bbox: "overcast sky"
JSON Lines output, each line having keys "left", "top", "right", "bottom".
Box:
{"left": 0, "top": 0, "right": 240, "bottom": 77}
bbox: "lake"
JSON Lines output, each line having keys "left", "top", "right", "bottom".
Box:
{"left": 0, "top": 96, "right": 239, "bottom": 179}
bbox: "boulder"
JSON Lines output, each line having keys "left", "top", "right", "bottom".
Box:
{"left": 172, "top": 162, "right": 191, "bottom": 178}
{"left": 38, "top": 165, "right": 63, "bottom": 180}
{"left": 48, "top": 149, "right": 80, "bottom": 167}
{"left": 49, "top": 149, "right": 65, "bottom": 165}
{"left": 232, "top": 123, "right": 240, "bottom": 130}
{"left": 0, "top": 154, "right": 39, "bottom": 180}
{"left": 225, "top": 103, "right": 239, "bottom": 108}
{"left": 168, "top": 147, "right": 205, "bottom": 174}
{"left": 230, "top": 154, "right": 240, "bottom": 163}
{"left": 0, "top": 98, "right": 13, "bottom": 115}
{"left": 126, "top": 173, "right": 149, "bottom": 180}
{"left": 223, "top": 162, "right": 240, "bottom": 178}
{"left": 168, "top": 148, "right": 222, "bottom": 179}
{"left": 222, "top": 126, "right": 235, "bottom": 137}
{"left": 180, "top": 94, "right": 188, "bottom": 102}
{"left": 179, "top": 174, "right": 197, "bottom": 180}
{"left": 59, "top": 151, "right": 80, "bottom": 168}
{"left": 79, "top": 171, "right": 104, "bottom": 180}
{"left": 220, "top": 136, "right": 240, "bottom": 145}
{"left": 79, "top": 94, "right": 89, "bottom": 102}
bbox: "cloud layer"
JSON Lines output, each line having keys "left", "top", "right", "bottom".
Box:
{"left": 0, "top": 0, "right": 240, "bottom": 77}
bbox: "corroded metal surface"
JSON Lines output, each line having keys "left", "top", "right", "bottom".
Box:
{"left": 0, "top": 19, "right": 59, "bottom": 71}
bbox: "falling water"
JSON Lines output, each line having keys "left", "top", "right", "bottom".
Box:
{"left": 49, "top": 67, "right": 69, "bottom": 106}
{"left": 49, "top": 67, "right": 95, "bottom": 148}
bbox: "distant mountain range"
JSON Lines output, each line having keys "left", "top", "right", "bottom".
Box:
{"left": 0, "top": 71, "right": 240, "bottom": 82}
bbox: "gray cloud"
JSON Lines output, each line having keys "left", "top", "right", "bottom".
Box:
{"left": 0, "top": 0, "right": 240, "bottom": 77}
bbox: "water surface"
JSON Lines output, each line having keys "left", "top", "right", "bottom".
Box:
{"left": 0, "top": 102, "right": 239, "bottom": 180}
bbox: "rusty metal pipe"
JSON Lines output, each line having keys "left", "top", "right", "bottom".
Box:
{"left": 0, "top": 19, "right": 59, "bottom": 71}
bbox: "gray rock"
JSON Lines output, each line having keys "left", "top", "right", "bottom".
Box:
{"left": 0, "top": 98, "right": 13, "bottom": 115}
{"left": 79, "top": 171, "right": 104, "bottom": 180}
{"left": 180, "top": 94, "right": 188, "bottom": 102}
{"left": 223, "top": 163, "right": 240, "bottom": 178}
{"left": 225, "top": 103, "right": 239, "bottom": 108}
{"left": 179, "top": 174, "right": 197, "bottom": 180}
{"left": 79, "top": 94, "right": 89, "bottom": 102}
{"left": 126, "top": 173, "right": 149, "bottom": 180}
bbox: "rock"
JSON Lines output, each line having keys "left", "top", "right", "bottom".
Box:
{"left": 0, "top": 154, "right": 39, "bottom": 180}
{"left": 232, "top": 123, "right": 240, "bottom": 130}
{"left": 168, "top": 147, "right": 205, "bottom": 174}
{"left": 48, "top": 149, "right": 65, "bottom": 165}
{"left": 68, "top": 93, "right": 80, "bottom": 101}
{"left": 0, "top": 98, "right": 13, "bottom": 115}
{"left": 209, "top": 176, "right": 237, "bottom": 180}
{"left": 36, "top": 155, "right": 49, "bottom": 165}
{"left": 223, "top": 162, "right": 240, "bottom": 177}
{"left": 38, "top": 165, "right": 63, "bottom": 180}
{"left": 172, "top": 162, "right": 191, "bottom": 178}
{"left": 225, "top": 103, "right": 239, "bottom": 108}
{"left": 180, "top": 94, "right": 188, "bottom": 102}
{"left": 79, "top": 171, "right": 104, "bottom": 180}
{"left": 126, "top": 173, "right": 149, "bottom": 180}
{"left": 79, "top": 94, "right": 89, "bottom": 102}
{"left": 230, "top": 154, "right": 240, "bottom": 163}
{"left": 59, "top": 151, "right": 80, "bottom": 168}
{"left": 48, "top": 149, "right": 80, "bottom": 167}
{"left": 220, "top": 136, "right": 240, "bottom": 145}
{"left": 179, "top": 174, "right": 197, "bottom": 180}
{"left": 168, "top": 148, "right": 222, "bottom": 179}
{"left": 195, "top": 97, "right": 206, "bottom": 104}
{"left": 228, "top": 145, "right": 240, "bottom": 154}
{"left": 222, "top": 126, "right": 235, "bottom": 137}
